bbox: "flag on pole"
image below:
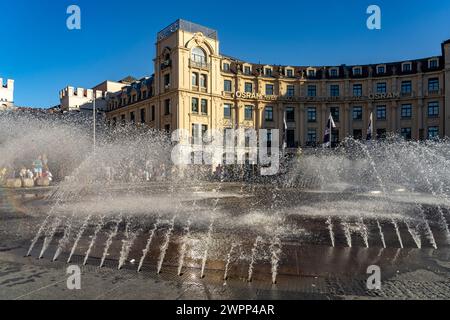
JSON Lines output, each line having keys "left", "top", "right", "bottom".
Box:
{"left": 323, "top": 113, "right": 336, "bottom": 147}
{"left": 366, "top": 112, "right": 374, "bottom": 140}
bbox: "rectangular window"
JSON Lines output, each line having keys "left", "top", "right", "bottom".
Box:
{"left": 151, "top": 105, "right": 155, "bottom": 121}
{"left": 401, "top": 104, "right": 412, "bottom": 119}
{"left": 287, "top": 129, "right": 295, "bottom": 148}
{"left": 307, "top": 129, "right": 317, "bottom": 145}
{"left": 330, "top": 85, "right": 340, "bottom": 97}
{"left": 201, "top": 99, "right": 208, "bottom": 115}
{"left": 428, "top": 102, "right": 439, "bottom": 118}
{"left": 265, "top": 106, "right": 273, "bottom": 121}
{"left": 192, "top": 98, "right": 199, "bottom": 113}
{"left": 402, "top": 63, "right": 412, "bottom": 72}
{"left": 376, "top": 82, "right": 387, "bottom": 93}
{"left": 307, "top": 107, "right": 316, "bottom": 122}
{"left": 428, "top": 78, "right": 439, "bottom": 92}
{"left": 130, "top": 111, "right": 135, "bottom": 123}
{"left": 224, "top": 80, "right": 232, "bottom": 92}
{"left": 245, "top": 105, "right": 253, "bottom": 121}
{"left": 428, "top": 126, "right": 439, "bottom": 139}
{"left": 287, "top": 85, "right": 295, "bottom": 97}
{"left": 192, "top": 72, "right": 198, "bottom": 86}
{"left": 164, "top": 73, "right": 170, "bottom": 87}
{"left": 223, "top": 63, "right": 230, "bottom": 71}
{"left": 353, "top": 68, "right": 362, "bottom": 76}
{"left": 164, "top": 99, "right": 171, "bottom": 115}
{"left": 140, "top": 108, "right": 145, "bottom": 124}
{"left": 429, "top": 59, "right": 438, "bottom": 69}
{"left": 401, "top": 128, "right": 412, "bottom": 140}
{"left": 121, "top": 114, "right": 126, "bottom": 124}
{"left": 266, "top": 84, "right": 274, "bottom": 95}
{"left": 165, "top": 124, "right": 170, "bottom": 132}
{"left": 265, "top": 68, "right": 272, "bottom": 77}
{"left": 330, "top": 107, "right": 340, "bottom": 122}
{"left": 224, "top": 104, "right": 232, "bottom": 119}
{"left": 307, "top": 69, "right": 316, "bottom": 77}
{"left": 401, "top": 81, "right": 412, "bottom": 94}
{"left": 377, "top": 66, "right": 385, "bottom": 74}
{"left": 244, "top": 66, "right": 251, "bottom": 75}
{"left": 307, "top": 85, "right": 317, "bottom": 97}
{"left": 286, "top": 107, "right": 295, "bottom": 122}
{"left": 245, "top": 82, "right": 253, "bottom": 93}
{"left": 330, "top": 69, "right": 338, "bottom": 77}
{"left": 286, "top": 69, "right": 293, "bottom": 77}
{"left": 376, "top": 105, "right": 386, "bottom": 120}
{"left": 353, "top": 84, "right": 362, "bottom": 97}
{"left": 200, "top": 74, "right": 207, "bottom": 88}
{"left": 352, "top": 106, "right": 363, "bottom": 120}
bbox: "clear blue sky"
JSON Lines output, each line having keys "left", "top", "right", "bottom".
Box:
{"left": 1, "top": 0, "right": 450, "bottom": 107}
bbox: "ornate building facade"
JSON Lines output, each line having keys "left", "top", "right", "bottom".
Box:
{"left": 105, "top": 19, "right": 450, "bottom": 147}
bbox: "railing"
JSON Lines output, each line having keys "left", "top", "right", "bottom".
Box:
{"left": 426, "top": 89, "right": 442, "bottom": 96}
{"left": 189, "top": 59, "right": 211, "bottom": 70}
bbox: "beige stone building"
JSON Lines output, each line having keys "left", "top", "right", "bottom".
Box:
{"left": 0, "top": 78, "right": 14, "bottom": 110}
{"left": 106, "top": 19, "right": 450, "bottom": 148}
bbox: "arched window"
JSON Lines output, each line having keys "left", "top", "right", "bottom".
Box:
{"left": 191, "top": 47, "right": 206, "bottom": 65}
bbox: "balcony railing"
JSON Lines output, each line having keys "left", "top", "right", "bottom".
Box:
{"left": 426, "top": 89, "right": 442, "bottom": 96}
{"left": 189, "top": 59, "right": 211, "bottom": 70}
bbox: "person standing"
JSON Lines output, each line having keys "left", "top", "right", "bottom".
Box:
{"left": 33, "top": 156, "right": 43, "bottom": 178}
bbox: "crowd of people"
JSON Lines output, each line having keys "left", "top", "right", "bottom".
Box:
{"left": 0, "top": 154, "right": 53, "bottom": 188}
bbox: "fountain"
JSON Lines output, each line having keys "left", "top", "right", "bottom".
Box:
{"left": 83, "top": 216, "right": 105, "bottom": 265}
{"left": 247, "top": 236, "right": 263, "bottom": 282}
{"left": 157, "top": 216, "right": 176, "bottom": 274}
{"left": 2, "top": 111, "right": 450, "bottom": 290}
{"left": 177, "top": 219, "right": 192, "bottom": 276}
{"left": 138, "top": 220, "right": 160, "bottom": 272}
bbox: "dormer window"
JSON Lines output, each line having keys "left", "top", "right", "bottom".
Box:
{"left": 223, "top": 62, "right": 230, "bottom": 71}
{"left": 353, "top": 67, "right": 362, "bottom": 76}
{"left": 329, "top": 68, "right": 339, "bottom": 77}
{"left": 265, "top": 68, "right": 273, "bottom": 77}
{"left": 429, "top": 58, "right": 439, "bottom": 69}
{"left": 285, "top": 68, "right": 294, "bottom": 77}
{"left": 402, "top": 62, "right": 412, "bottom": 72}
{"left": 377, "top": 65, "right": 386, "bottom": 74}
{"left": 307, "top": 68, "right": 316, "bottom": 77}
{"left": 244, "top": 65, "right": 252, "bottom": 75}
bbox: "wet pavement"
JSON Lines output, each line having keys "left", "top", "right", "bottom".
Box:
{"left": 1, "top": 184, "right": 450, "bottom": 300}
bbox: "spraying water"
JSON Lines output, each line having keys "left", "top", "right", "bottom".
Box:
{"left": 247, "top": 236, "right": 263, "bottom": 282}
{"left": 67, "top": 215, "right": 91, "bottom": 263}
{"left": 358, "top": 217, "right": 369, "bottom": 248}
{"left": 200, "top": 220, "right": 214, "bottom": 279}
{"left": 376, "top": 220, "right": 387, "bottom": 249}
{"left": 137, "top": 220, "right": 160, "bottom": 272}
{"left": 157, "top": 216, "right": 176, "bottom": 274}
{"left": 100, "top": 217, "right": 122, "bottom": 268}
{"left": 53, "top": 215, "right": 74, "bottom": 261}
{"left": 177, "top": 219, "right": 192, "bottom": 276}
{"left": 118, "top": 221, "right": 140, "bottom": 270}
{"left": 83, "top": 216, "right": 105, "bottom": 265}
{"left": 39, "top": 216, "right": 62, "bottom": 259}
{"left": 391, "top": 219, "right": 404, "bottom": 249}
{"left": 223, "top": 242, "right": 238, "bottom": 282}
{"left": 27, "top": 215, "right": 51, "bottom": 257}
{"left": 270, "top": 236, "right": 282, "bottom": 285}
{"left": 341, "top": 220, "right": 352, "bottom": 248}
{"left": 405, "top": 220, "right": 421, "bottom": 249}
{"left": 326, "top": 217, "right": 335, "bottom": 248}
